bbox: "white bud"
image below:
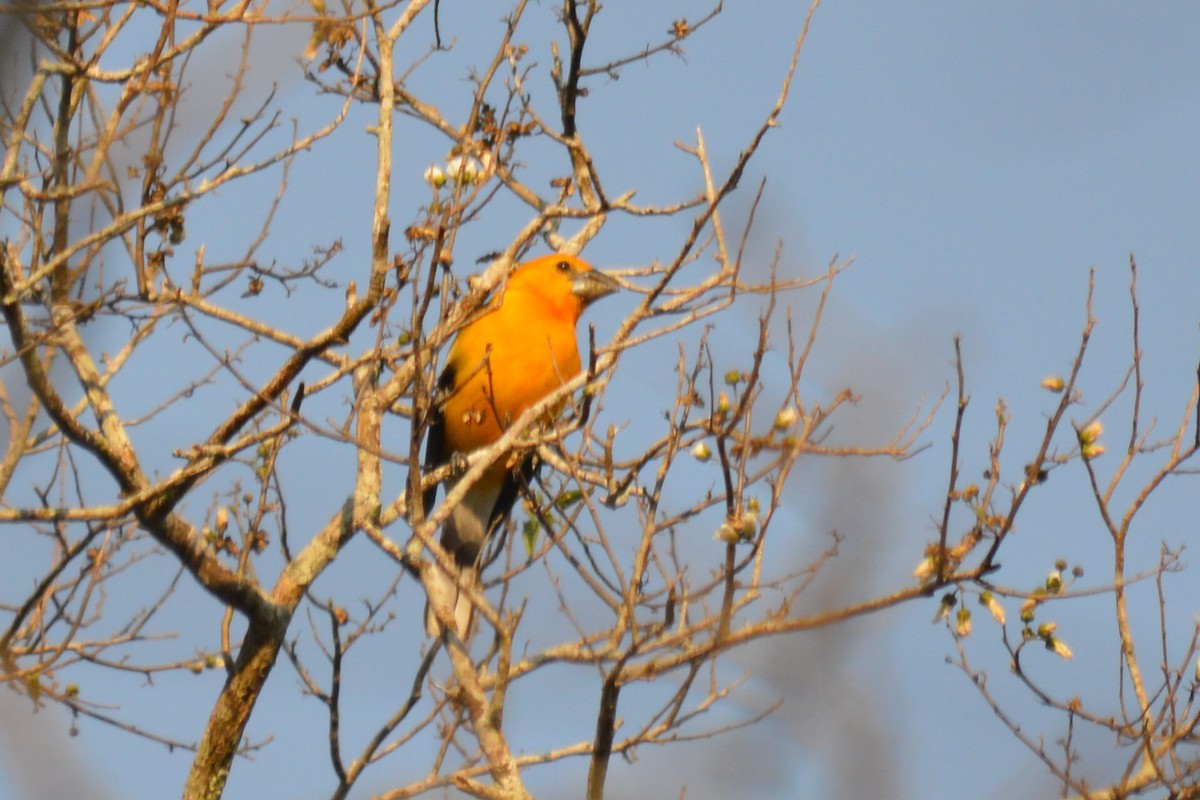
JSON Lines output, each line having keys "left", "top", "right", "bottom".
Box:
{"left": 773, "top": 406, "right": 798, "bottom": 430}
{"left": 980, "top": 592, "right": 1007, "bottom": 625}
{"left": 1045, "top": 570, "right": 1063, "bottom": 593}
{"left": 955, "top": 607, "right": 972, "bottom": 637}
{"left": 1049, "top": 638, "right": 1073, "bottom": 660}
{"left": 423, "top": 163, "right": 446, "bottom": 188}
{"left": 445, "top": 155, "right": 482, "bottom": 185}
{"left": 913, "top": 556, "right": 936, "bottom": 582}
{"left": 1079, "top": 420, "right": 1104, "bottom": 445}
{"left": 1040, "top": 376, "right": 1065, "bottom": 392}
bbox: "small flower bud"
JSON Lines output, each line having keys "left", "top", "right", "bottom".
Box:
{"left": 913, "top": 556, "right": 936, "bottom": 582}
{"left": 724, "top": 370, "right": 741, "bottom": 386}
{"left": 1048, "top": 637, "right": 1073, "bottom": 660}
{"left": 955, "top": 607, "right": 972, "bottom": 637}
{"left": 1081, "top": 443, "right": 1106, "bottom": 459}
{"left": 1019, "top": 597, "right": 1038, "bottom": 622}
{"left": 933, "top": 592, "right": 956, "bottom": 623}
{"left": 715, "top": 521, "right": 739, "bottom": 544}
{"left": 691, "top": 441, "right": 712, "bottom": 462}
{"left": 445, "top": 155, "right": 482, "bottom": 184}
{"left": 738, "top": 512, "right": 758, "bottom": 540}
{"left": 1079, "top": 420, "right": 1104, "bottom": 445}
{"left": 979, "top": 592, "right": 1006, "bottom": 625}
{"left": 710, "top": 393, "right": 729, "bottom": 419}
{"left": 1045, "top": 570, "right": 1063, "bottom": 593}
{"left": 423, "top": 164, "right": 446, "bottom": 188}
{"left": 773, "top": 406, "right": 798, "bottom": 430}
{"left": 1041, "top": 376, "right": 1065, "bottom": 392}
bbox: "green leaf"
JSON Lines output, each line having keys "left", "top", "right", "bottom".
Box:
{"left": 521, "top": 518, "right": 540, "bottom": 557}
{"left": 555, "top": 489, "right": 583, "bottom": 510}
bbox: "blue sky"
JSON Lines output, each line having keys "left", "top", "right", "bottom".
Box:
{"left": 3, "top": 2, "right": 1199, "bottom": 798}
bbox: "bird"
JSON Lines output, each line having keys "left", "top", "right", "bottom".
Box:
{"left": 422, "top": 254, "right": 619, "bottom": 638}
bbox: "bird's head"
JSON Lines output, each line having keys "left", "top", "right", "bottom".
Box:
{"left": 506, "top": 254, "right": 619, "bottom": 321}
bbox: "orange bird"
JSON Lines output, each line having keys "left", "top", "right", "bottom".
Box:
{"left": 423, "top": 254, "right": 618, "bottom": 637}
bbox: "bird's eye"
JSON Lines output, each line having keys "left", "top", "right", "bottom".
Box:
{"left": 555, "top": 260, "right": 572, "bottom": 273}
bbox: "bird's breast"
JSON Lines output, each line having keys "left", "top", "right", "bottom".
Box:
{"left": 441, "top": 314, "right": 582, "bottom": 455}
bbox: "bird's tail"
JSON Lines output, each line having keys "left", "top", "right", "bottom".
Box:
{"left": 424, "top": 564, "right": 477, "bottom": 638}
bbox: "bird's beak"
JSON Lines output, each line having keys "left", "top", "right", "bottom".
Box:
{"left": 572, "top": 269, "right": 620, "bottom": 306}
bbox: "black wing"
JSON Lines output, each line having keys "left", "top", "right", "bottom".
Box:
{"left": 421, "top": 362, "right": 456, "bottom": 520}
{"left": 479, "top": 453, "right": 540, "bottom": 570}
{"left": 423, "top": 357, "right": 541, "bottom": 569}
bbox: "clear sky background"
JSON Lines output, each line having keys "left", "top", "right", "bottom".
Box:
{"left": 3, "top": 2, "right": 1199, "bottom": 799}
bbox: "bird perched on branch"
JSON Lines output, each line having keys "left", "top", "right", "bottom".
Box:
{"left": 422, "top": 254, "right": 619, "bottom": 638}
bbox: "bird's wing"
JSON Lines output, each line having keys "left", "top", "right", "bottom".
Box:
{"left": 478, "top": 452, "right": 540, "bottom": 570}
{"left": 421, "top": 360, "right": 456, "bottom": 520}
